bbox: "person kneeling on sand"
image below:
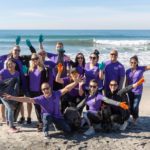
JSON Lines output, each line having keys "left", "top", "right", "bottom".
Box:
{"left": 3, "top": 76, "right": 82, "bottom": 139}
{"left": 106, "top": 77, "right": 144, "bottom": 131}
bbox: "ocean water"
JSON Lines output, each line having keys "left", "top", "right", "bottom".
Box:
{"left": 0, "top": 30, "right": 150, "bottom": 86}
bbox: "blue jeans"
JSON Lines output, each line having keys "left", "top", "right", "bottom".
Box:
{"left": 42, "top": 113, "right": 71, "bottom": 133}
{"left": 0, "top": 98, "right": 15, "bottom": 128}
{"left": 129, "top": 93, "right": 142, "bottom": 119}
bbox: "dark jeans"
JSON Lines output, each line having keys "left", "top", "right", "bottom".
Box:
{"left": 42, "top": 113, "right": 71, "bottom": 133}
{"left": 30, "top": 91, "right": 42, "bottom": 123}
{"left": 128, "top": 92, "right": 142, "bottom": 119}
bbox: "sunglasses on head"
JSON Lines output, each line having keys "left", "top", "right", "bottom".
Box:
{"left": 110, "top": 83, "right": 117, "bottom": 86}
{"left": 90, "top": 56, "right": 96, "bottom": 60}
{"left": 42, "top": 87, "right": 50, "bottom": 91}
{"left": 31, "top": 57, "right": 39, "bottom": 61}
{"left": 89, "top": 85, "right": 97, "bottom": 88}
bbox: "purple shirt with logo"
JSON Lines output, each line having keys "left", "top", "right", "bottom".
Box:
{"left": 29, "top": 68, "right": 41, "bottom": 92}
{"left": 0, "top": 69, "right": 20, "bottom": 81}
{"left": 86, "top": 93, "right": 104, "bottom": 112}
{"left": 34, "top": 91, "right": 63, "bottom": 118}
{"left": 84, "top": 62, "right": 103, "bottom": 89}
{"left": 126, "top": 66, "right": 145, "bottom": 94}
{"left": 104, "top": 60, "right": 125, "bottom": 91}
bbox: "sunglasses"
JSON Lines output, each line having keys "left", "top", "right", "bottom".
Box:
{"left": 90, "top": 56, "right": 96, "bottom": 60}
{"left": 130, "top": 61, "right": 137, "bottom": 64}
{"left": 14, "top": 49, "right": 20, "bottom": 52}
{"left": 89, "top": 85, "right": 97, "bottom": 89}
{"left": 110, "top": 84, "right": 117, "bottom": 86}
{"left": 42, "top": 87, "right": 50, "bottom": 91}
{"left": 31, "top": 57, "right": 39, "bottom": 61}
{"left": 77, "top": 57, "right": 83, "bottom": 60}
{"left": 110, "top": 53, "right": 117, "bottom": 56}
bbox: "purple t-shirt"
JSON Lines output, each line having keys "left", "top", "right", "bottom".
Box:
{"left": 84, "top": 62, "right": 103, "bottom": 89}
{"left": 104, "top": 60, "right": 125, "bottom": 91}
{"left": 126, "top": 66, "right": 145, "bottom": 94}
{"left": 0, "top": 55, "right": 7, "bottom": 70}
{"left": 34, "top": 91, "right": 63, "bottom": 118}
{"left": 63, "top": 77, "right": 79, "bottom": 97}
{"left": 0, "top": 69, "right": 20, "bottom": 80}
{"left": 76, "top": 65, "right": 84, "bottom": 76}
{"left": 86, "top": 93, "right": 104, "bottom": 112}
{"left": 29, "top": 68, "right": 41, "bottom": 92}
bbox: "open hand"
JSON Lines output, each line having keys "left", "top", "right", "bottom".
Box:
{"left": 119, "top": 102, "right": 129, "bottom": 110}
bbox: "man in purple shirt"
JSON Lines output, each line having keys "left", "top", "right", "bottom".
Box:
{"left": 3, "top": 76, "right": 82, "bottom": 138}
{"left": 104, "top": 50, "right": 125, "bottom": 96}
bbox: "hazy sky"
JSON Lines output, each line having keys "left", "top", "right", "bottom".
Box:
{"left": 0, "top": 0, "right": 150, "bottom": 29}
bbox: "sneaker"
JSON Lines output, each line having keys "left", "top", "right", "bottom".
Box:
{"left": 84, "top": 126, "right": 95, "bottom": 136}
{"left": 9, "top": 127, "right": 20, "bottom": 133}
{"left": 120, "top": 121, "right": 128, "bottom": 131}
{"left": 26, "top": 117, "right": 32, "bottom": 124}
{"left": 44, "top": 132, "right": 49, "bottom": 139}
{"left": 18, "top": 117, "right": 25, "bottom": 124}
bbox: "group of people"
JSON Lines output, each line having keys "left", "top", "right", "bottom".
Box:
{"left": 0, "top": 35, "right": 149, "bottom": 139}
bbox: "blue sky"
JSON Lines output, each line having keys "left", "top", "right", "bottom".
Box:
{"left": 0, "top": 0, "right": 150, "bottom": 29}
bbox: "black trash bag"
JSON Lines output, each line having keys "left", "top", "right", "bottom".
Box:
{"left": 64, "top": 107, "right": 81, "bottom": 131}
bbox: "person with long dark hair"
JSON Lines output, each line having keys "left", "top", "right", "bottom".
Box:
{"left": 126, "top": 55, "right": 150, "bottom": 124}
{"left": 77, "top": 79, "right": 129, "bottom": 136}
{"left": 84, "top": 50, "right": 104, "bottom": 92}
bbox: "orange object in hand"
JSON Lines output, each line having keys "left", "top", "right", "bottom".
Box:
{"left": 136, "top": 77, "right": 145, "bottom": 86}
{"left": 57, "top": 63, "right": 63, "bottom": 73}
{"left": 119, "top": 102, "right": 129, "bottom": 110}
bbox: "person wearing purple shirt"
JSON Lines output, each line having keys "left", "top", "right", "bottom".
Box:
{"left": 27, "top": 53, "right": 50, "bottom": 130}
{"left": 104, "top": 50, "right": 125, "bottom": 96}
{"left": 126, "top": 55, "right": 150, "bottom": 124}
{"left": 39, "top": 40, "right": 71, "bottom": 90}
{"left": 56, "top": 67, "right": 84, "bottom": 113}
{"left": 84, "top": 50, "right": 103, "bottom": 92}
{"left": 3, "top": 76, "right": 82, "bottom": 138}
{"left": 72, "top": 53, "right": 85, "bottom": 76}
{"left": 0, "top": 58, "right": 20, "bottom": 133}
{"left": 78, "top": 79, "right": 128, "bottom": 136}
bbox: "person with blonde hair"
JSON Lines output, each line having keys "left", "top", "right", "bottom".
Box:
{"left": 26, "top": 53, "right": 50, "bottom": 131}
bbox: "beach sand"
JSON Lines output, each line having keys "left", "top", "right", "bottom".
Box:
{"left": 0, "top": 87, "right": 150, "bottom": 150}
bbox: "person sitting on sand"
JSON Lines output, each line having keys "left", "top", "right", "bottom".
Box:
{"left": 3, "top": 76, "right": 82, "bottom": 139}
{"left": 126, "top": 55, "right": 150, "bottom": 124}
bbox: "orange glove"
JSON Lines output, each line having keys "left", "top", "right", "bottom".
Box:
{"left": 119, "top": 102, "right": 129, "bottom": 110}
{"left": 136, "top": 77, "right": 145, "bottom": 86}
{"left": 57, "top": 63, "right": 63, "bottom": 73}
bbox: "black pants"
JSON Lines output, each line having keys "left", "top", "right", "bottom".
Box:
{"left": 30, "top": 91, "right": 42, "bottom": 123}
{"left": 110, "top": 107, "right": 130, "bottom": 124}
